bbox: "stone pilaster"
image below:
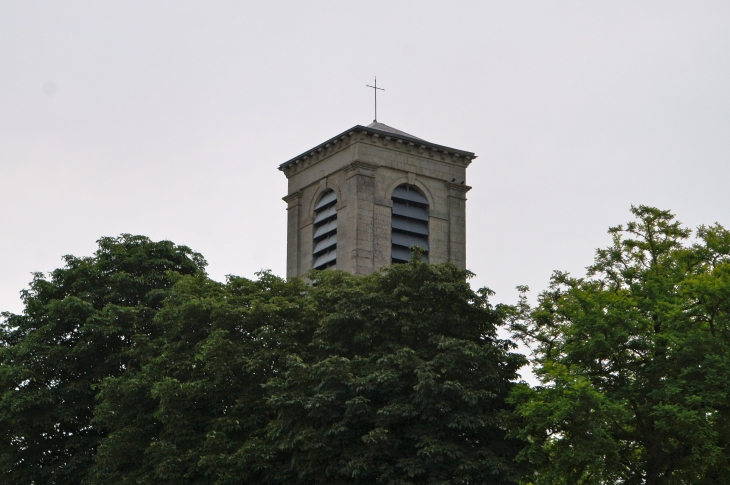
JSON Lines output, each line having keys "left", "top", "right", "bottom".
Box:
{"left": 373, "top": 196, "right": 393, "bottom": 271}
{"left": 344, "top": 161, "right": 378, "bottom": 275}
{"left": 446, "top": 182, "right": 471, "bottom": 270}
{"left": 283, "top": 191, "right": 302, "bottom": 278}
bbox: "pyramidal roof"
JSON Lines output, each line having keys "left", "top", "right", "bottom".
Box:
{"left": 366, "top": 121, "right": 423, "bottom": 140}
{"left": 278, "top": 121, "right": 475, "bottom": 170}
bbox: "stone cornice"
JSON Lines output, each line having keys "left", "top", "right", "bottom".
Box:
{"left": 278, "top": 124, "right": 477, "bottom": 175}
{"left": 446, "top": 182, "right": 472, "bottom": 198}
{"left": 282, "top": 191, "right": 302, "bottom": 207}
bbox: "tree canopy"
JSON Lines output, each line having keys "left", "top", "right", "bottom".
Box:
{"left": 0, "top": 235, "right": 206, "bottom": 485}
{"left": 263, "top": 259, "right": 526, "bottom": 484}
{"left": 1, "top": 241, "right": 525, "bottom": 484}
{"left": 510, "top": 206, "right": 730, "bottom": 484}
{"left": 4, "top": 206, "right": 729, "bottom": 484}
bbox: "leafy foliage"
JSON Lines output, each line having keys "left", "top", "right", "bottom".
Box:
{"left": 90, "top": 258, "right": 526, "bottom": 484}
{"left": 0, "top": 235, "right": 206, "bottom": 485}
{"left": 510, "top": 206, "right": 730, "bottom": 484}
{"left": 1, "top": 239, "right": 525, "bottom": 484}
{"left": 266, "top": 259, "right": 527, "bottom": 484}
{"left": 89, "top": 271, "right": 315, "bottom": 484}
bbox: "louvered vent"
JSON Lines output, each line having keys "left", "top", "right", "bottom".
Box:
{"left": 312, "top": 190, "right": 337, "bottom": 270}
{"left": 391, "top": 184, "right": 429, "bottom": 264}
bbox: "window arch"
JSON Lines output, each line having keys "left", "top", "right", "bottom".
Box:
{"left": 312, "top": 189, "right": 338, "bottom": 270}
{"left": 391, "top": 184, "right": 429, "bottom": 263}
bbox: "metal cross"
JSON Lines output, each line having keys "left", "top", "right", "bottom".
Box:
{"left": 366, "top": 77, "right": 384, "bottom": 122}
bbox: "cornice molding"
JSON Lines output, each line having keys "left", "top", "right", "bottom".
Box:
{"left": 279, "top": 125, "right": 476, "bottom": 173}
{"left": 282, "top": 191, "right": 302, "bottom": 207}
{"left": 446, "top": 182, "right": 472, "bottom": 197}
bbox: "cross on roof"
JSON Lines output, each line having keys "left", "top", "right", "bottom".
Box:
{"left": 366, "top": 77, "right": 384, "bottom": 122}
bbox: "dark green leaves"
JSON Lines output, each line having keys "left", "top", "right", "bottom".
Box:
{"left": 262, "top": 261, "right": 526, "bottom": 485}
{"left": 0, "top": 235, "right": 205, "bottom": 485}
{"left": 86, "top": 260, "right": 526, "bottom": 484}
{"left": 18, "top": 209, "right": 730, "bottom": 484}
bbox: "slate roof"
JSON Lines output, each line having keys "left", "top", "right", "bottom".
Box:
{"left": 365, "top": 121, "right": 423, "bottom": 140}
{"left": 278, "top": 122, "right": 475, "bottom": 171}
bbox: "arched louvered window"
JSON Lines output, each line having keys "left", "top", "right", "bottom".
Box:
{"left": 312, "top": 189, "right": 337, "bottom": 270}
{"left": 391, "top": 184, "right": 429, "bottom": 264}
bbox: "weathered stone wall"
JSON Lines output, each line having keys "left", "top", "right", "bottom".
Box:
{"left": 282, "top": 130, "right": 473, "bottom": 278}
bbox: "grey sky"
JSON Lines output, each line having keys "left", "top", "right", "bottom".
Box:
{"left": 2, "top": 1, "right": 729, "bottom": 316}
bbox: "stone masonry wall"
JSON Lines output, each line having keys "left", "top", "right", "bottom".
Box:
{"left": 282, "top": 131, "right": 472, "bottom": 278}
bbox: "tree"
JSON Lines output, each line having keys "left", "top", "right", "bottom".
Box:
{"left": 0, "top": 235, "right": 206, "bottom": 485}
{"left": 509, "top": 206, "right": 730, "bottom": 484}
{"left": 266, "top": 256, "right": 527, "bottom": 484}
{"left": 1, "top": 235, "right": 525, "bottom": 484}
{"left": 89, "top": 255, "right": 526, "bottom": 484}
{"left": 89, "top": 271, "right": 315, "bottom": 485}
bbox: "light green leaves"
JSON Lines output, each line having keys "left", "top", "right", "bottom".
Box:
{"left": 511, "top": 207, "right": 730, "bottom": 484}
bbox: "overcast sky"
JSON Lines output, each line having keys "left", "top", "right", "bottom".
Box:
{"left": 1, "top": 1, "right": 729, "bottom": 317}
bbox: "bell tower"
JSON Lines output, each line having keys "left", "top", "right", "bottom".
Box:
{"left": 279, "top": 121, "right": 475, "bottom": 278}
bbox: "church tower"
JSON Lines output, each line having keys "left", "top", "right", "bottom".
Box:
{"left": 279, "top": 121, "right": 475, "bottom": 278}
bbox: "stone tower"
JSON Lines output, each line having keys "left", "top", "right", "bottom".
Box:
{"left": 279, "top": 121, "right": 475, "bottom": 278}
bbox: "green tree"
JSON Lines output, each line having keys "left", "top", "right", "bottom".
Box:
{"left": 510, "top": 206, "right": 730, "bottom": 484}
{"left": 89, "top": 271, "right": 315, "bottom": 484}
{"left": 265, "top": 257, "right": 527, "bottom": 484}
{"left": 89, "top": 256, "right": 526, "bottom": 484}
{"left": 0, "top": 235, "right": 206, "bottom": 485}
{"left": 1, "top": 235, "right": 525, "bottom": 484}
